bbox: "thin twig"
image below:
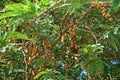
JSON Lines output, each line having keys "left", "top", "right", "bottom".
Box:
{"left": 108, "top": 73, "right": 112, "bottom": 80}
{"left": 76, "top": 27, "right": 98, "bottom": 43}
{"left": 75, "top": 5, "right": 94, "bottom": 24}
{"left": 59, "top": 11, "right": 69, "bottom": 39}
{"left": 22, "top": 47, "right": 29, "bottom": 80}
{"left": 96, "top": 72, "right": 103, "bottom": 80}
{"left": 32, "top": 2, "right": 71, "bottom": 22}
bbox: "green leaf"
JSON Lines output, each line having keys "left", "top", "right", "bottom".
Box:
{"left": 0, "top": 59, "right": 5, "bottom": 63}
{"left": 69, "top": 0, "right": 98, "bottom": 13}
{"left": 1, "top": 32, "right": 8, "bottom": 42}
{"left": 0, "top": 3, "right": 35, "bottom": 19}
{"left": 96, "top": 59, "right": 104, "bottom": 74}
{"left": 40, "top": 0, "right": 51, "bottom": 6}
{"left": 22, "top": 0, "right": 30, "bottom": 4}
{"left": 112, "top": 0, "right": 120, "bottom": 9}
{"left": 83, "top": 48, "right": 88, "bottom": 53}
{"left": 99, "top": 24, "right": 113, "bottom": 29}
{"left": 28, "top": 38, "right": 36, "bottom": 42}
{"left": 33, "top": 58, "right": 43, "bottom": 68}
{"left": 14, "top": 69, "right": 24, "bottom": 72}
{"left": 0, "top": 64, "right": 7, "bottom": 67}
{"left": 103, "top": 61, "right": 111, "bottom": 69}
{"left": 0, "top": 11, "right": 22, "bottom": 19}
{"left": 9, "top": 32, "right": 28, "bottom": 40}
{"left": 91, "top": 43, "right": 104, "bottom": 52}
{"left": 0, "top": 3, "right": 30, "bottom": 19}
{"left": 109, "top": 40, "right": 118, "bottom": 52}
{"left": 5, "top": 3, "right": 26, "bottom": 11}
{"left": 8, "top": 67, "right": 13, "bottom": 74}
{"left": 34, "top": 69, "right": 51, "bottom": 79}
{"left": 88, "top": 62, "right": 96, "bottom": 76}
{"left": 113, "top": 27, "right": 119, "bottom": 35}
{"left": 29, "top": 4, "right": 37, "bottom": 13}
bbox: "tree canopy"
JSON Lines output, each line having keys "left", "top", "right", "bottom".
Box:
{"left": 0, "top": 0, "right": 120, "bottom": 80}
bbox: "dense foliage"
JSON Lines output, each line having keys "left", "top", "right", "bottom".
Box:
{"left": 0, "top": 0, "right": 120, "bottom": 80}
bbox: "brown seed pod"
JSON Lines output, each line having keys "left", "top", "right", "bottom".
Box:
{"left": 88, "top": 73, "right": 92, "bottom": 79}
{"left": 92, "top": 3, "right": 97, "bottom": 8}
{"left": 61, "top": 35, "right": 65, "bottom": 44}
{"left": 85, "top": 26, "right": 91, "bottom": 31}
{"left": 13, "top": 39, "right": 17, "bottom": 43}
{"left": 101, "top": 7, "right": 106, "bottom": 10}
{"left": 32, "top": 55, "right": 37, "bottom": 60}
{"left": 28, "top": 61, "right": 33, "bottom": 66}
{"left": 111, "top": 15, "right": 117, "bottom": 19}
{"left": 21, "top": 29, "right": 25, "bottom": 32}
{"left": 103, "top": 8, "right": 108, "bottom": 12}
{"left": 95, "top": 69, "right": 100, "bottom": 73}
{"left": 65, "top": 64, "right": 70, "bottom": 70}
{"left": 23, "top": 48, "right": 28, "bottom": 55}
{"left": 75, "top": 19, "right": 80, "bottom": 24}
{"left": 102, "top": 12, "right": 106, "bottom": 17}
{"left": 7, "top": 61, "right": 14, "bottom": 67}
{"left": 41, "top": 65, "right": 45, "bottom": 71}
{"left": 96, "top": 4, "right": 101, "bottom": 9}
{"left": 51, "top": 58, "right": 55, "bottom": 63}
{"left": 102, "top": 9, "right": 107, "bottom": 14}
{"left": 55, "top": 1, "right": 61, "bottom": 6}
{"left": 89, "top": 57, "right": 94, "bottom": 61}
{"left": 31, "top": 35, "right": 35, "bottom": 38}
{"left": 28, "top": 46, "right": 33, "bottom": 55}
{"left": 4, "top": 24, "right": 9, "bottom": 31}
{"left": 8, "top": 38, "right": 12, "bottom": 43}
{"left": 32, "top": 50, "right": 36, "bottom": 56}
{"left": 28, "top": 56, "right": 32, "bottom": 61}
{"left": 104, "top": 14, "right": 111, "bottom": 19}
{"left": 0, "top": 54, "right": 5, "bottom": 60}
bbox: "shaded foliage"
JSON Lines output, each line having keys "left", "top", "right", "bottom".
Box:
{"left": 0, "top": 0, "right": 120, "bottom": 80}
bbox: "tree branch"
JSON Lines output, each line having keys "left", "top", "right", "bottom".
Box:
{"left": 76, "top": 27, "right": 98, "bottom": 44}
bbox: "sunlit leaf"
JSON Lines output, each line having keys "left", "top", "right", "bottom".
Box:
{"left": 29, "top": 4, "right": 37, "bottom": 13}
{"left": 83, "top": 48, "right": 88, "bottom": 53}
{"left": 34, "top": 69, "right": 51, "bottom": 79}
{"left": 0, "top": 11, "right": 22, "bottom": 19}
{"left": 9, "top": 32, "right": 28, "bottom": 40}
{"left": 5, "top": 3, "right": 26, "bottom": 11}
{"left": 40, "top": 0, "right": 51, "bottom": 6}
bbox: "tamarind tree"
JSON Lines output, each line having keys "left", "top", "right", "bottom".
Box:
{"left": 0, "top": 0, "right": 120, "bottom": 79}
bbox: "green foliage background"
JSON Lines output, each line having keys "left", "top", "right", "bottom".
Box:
{"left": 0, "top": 0, "right": 120, "bottom": 80}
